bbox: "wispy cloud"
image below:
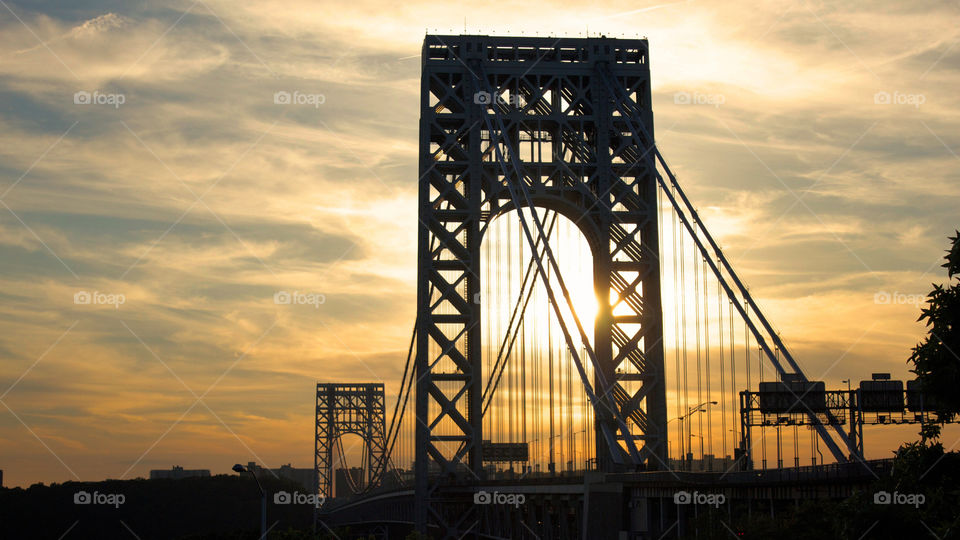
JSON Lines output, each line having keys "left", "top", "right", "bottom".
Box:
{"left": 0, "top": 0, "right": 957, "bottom": 486}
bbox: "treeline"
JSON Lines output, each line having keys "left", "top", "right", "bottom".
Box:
{"left": 685, "top": 441, "right": 960, "bottom": 539}
{"left": 0, "top": 474, "right": 325, "bottom": 539}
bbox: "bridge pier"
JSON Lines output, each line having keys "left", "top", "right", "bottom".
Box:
{"left": 582, "top": 473, "right": 623, "bottom": 539}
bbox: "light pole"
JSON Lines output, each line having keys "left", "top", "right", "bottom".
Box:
{"left": 566, "top": 429, "right": 586, "bottom": 471}
{"left": 547, "top": 434, "right": 560, "bottom": 475}
{"left": 672, "top": 401, "right": 717, "bottom": 471}
{"left": 234, "top": 463, "right": 266, "bottom": 539}
{"left": 528, "top": 437, "right": 541, "bottom": 476}
{"left": 667, "top": 416, "right": 686, "bottom": 469}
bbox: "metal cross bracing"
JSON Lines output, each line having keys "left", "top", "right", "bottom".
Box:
{"left": 315, "top": 383, "right": 387, "bottom": 501}
{"left": 407, "top": 33, "right": 868, "bottom": 537}
{"left": 416, "top": 34, "right": 668, "bottom": 535}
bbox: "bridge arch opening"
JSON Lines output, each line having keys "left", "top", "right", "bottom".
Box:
{"left": 329, "top": 431, "right": 373, "bottom": 499}
{"left": 479, "top": 207, "right": 598, "bottom": 475}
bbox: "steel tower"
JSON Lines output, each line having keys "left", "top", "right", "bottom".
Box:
{"left": 415, "top": 34, "right": 667, "bottom": 534}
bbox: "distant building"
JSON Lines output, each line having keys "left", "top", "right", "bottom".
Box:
{"left": 334, "top": 467, "right": 364, "bottom": 498}
{"left": 245, "top": 462, "right": 315, "bottom": 492}
{"left": 0, "top": 469, "right": 3, "bottom": 487}
{"left": 150, "top": 465, "right": 211, "bottom": 480}
{"left": 379, "top": 467, "right": 412, "bottom": 489}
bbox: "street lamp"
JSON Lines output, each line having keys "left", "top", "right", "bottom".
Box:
{"left": 689, "top": 401, "right": 718, "bottom": 470}
{"left": 667, "top": 416, "right": 685, "bottom": 468}
{"left": 233, "top": 463, "right": 266, "bottom": 539}
{"left": 671, "top": 401, "right": 717, "bottom": 471}
{"left": 565, "top": 429, "right": 587, "bottom": 471}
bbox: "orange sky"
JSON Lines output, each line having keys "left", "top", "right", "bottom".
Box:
{"left": 1, "top": 0, "right": 959, "bottom": 487}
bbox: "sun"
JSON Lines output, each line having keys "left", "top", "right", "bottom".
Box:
{"left": 567, "top": 267, "right": 599, "bottom": 330}
{"left": 481, "top": 208, "right": 599, "bottom": 346}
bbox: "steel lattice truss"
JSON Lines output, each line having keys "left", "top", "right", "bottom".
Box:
{"left": 416, "top": 35, "right": 667, "bottom": 535}
{"left": 315, "top": 383, "right": 387, "bottom": 500}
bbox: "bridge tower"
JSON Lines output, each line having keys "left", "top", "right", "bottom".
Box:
{"left": 416, "top": 34, "right": 667, "bottom": 534}
{"left": 315, "top": 383, "right": 387, "bottom": 500}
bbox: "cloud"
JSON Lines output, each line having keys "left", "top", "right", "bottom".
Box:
{"left": 0, "top": 0, "right": 958, "bottom": 486}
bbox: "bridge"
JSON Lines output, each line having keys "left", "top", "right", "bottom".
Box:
{"left": 320, "top": 459, "right": 892, "bottom": 538}
{"left": 312, "top": 35, "right": 950, "bottom": 539}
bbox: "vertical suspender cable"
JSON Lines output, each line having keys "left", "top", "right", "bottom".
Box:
{"left": 718, "top": 270, "right": 727, "bottom": 460}
{"left": 745, "top": 303, "right": 751, "bottom": 396}
{"left": 508, "top": 215, "right": 514, "bottom": 451}
{"left": 557, "top": 220, "right": 564, "bottom": 470}
{"left": 672, "top": 194, "right": 682, "bottom": 466}
{"left": 484, "top": 226, "right": 490, "bottom": 444}
{"left": 679, "top": 207, "right": 689, "bottom": 464}
{"left": 694, "top": 240, "right": 703, "bottom": 462}
{"left": 564, "top": 221, "right": 573, "bottom": 470}
{"left": 513, "top": 223, "right": 518, "bottom": 455}
{"left": 704, "top": 254, "right": 713, "bottom": 460}
{"left": 746, "top": 302, "right": 757, "bottom": 466}
{"left": 657, "top": 174, "right": 665, "bottom": 464}
{"left": 760, "top": 344, "right": 766, "bottom": 466}
{"left": 548, "top": 256, "right": 555, "bottom": 471}
{"left": 520, "top": 217, "right": 528, "bottom": 460}
{"left": 497, "top": 220, "right": 503, "bottom": 450}
{"left": 729, "top": 299, "right": 736, "bottom": 461}
{"left": 531, "top": 240, "right": 537, "bottom": 468}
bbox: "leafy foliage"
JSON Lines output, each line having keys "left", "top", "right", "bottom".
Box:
{"left": 684, "top": 442, "right": 960, "bottom": 539}
{"left": 908, "top": 231, "right": 960, "bottom": 438}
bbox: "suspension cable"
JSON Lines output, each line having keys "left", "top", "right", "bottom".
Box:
{"left": 596, "top": 67, "right": 854, "bottom": 463}
{"left": 718, "top": 265, "right": 726, "bottom": 460}
{"left": 704, "top": 254, "right": 713, "bottom": 460}
{"left": 481, "top": 212, "right": 559, "bottom": 412}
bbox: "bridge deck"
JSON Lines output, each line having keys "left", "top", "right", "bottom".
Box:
{"left": 319, "top": 460, "right": 892, "bottom": 538}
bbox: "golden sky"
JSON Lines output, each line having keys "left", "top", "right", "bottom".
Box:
{"left": 1, "top": 0, "right": 959, "bottom": 487}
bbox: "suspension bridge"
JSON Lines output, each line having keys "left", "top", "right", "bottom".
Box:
{"left": 312, "top": 35, "right": 949, "bottom": 539}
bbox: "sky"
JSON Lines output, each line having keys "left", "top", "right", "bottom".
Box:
{"left": 0, "top": 0, "right": 959, "bottom": 488}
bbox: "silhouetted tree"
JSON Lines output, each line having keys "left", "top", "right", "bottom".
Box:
{"left": 908, "top": 230, "right": 960, "bottom": 440}
{"left": 0, "top": 475, "right": 315, "bottom": 539}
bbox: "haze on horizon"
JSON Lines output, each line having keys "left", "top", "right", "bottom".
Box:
{"left": 1, "top": 0, "right": 959, "bottom": 488}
